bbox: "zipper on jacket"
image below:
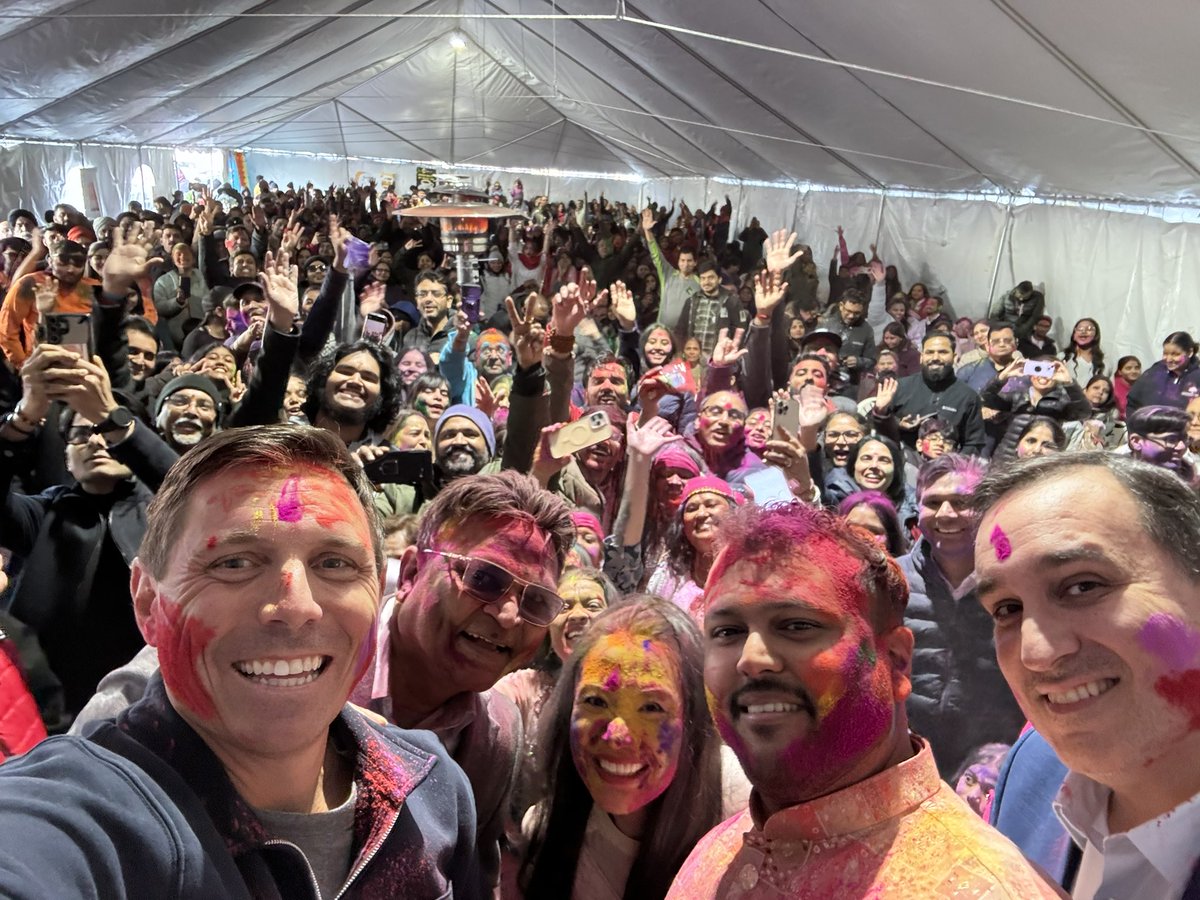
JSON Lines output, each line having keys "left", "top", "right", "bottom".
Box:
{"left": 333, "top": 806, "right": 402, "bottom": 900}
{"left": 261, "top": 839, "right": 322, "bottom": 898}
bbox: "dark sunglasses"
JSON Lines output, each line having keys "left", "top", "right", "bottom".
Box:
{"left": 422, "top": 549, "right": 565, "bottom": 626}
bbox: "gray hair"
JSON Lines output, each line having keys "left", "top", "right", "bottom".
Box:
{"left": 970, "top": 451, "right": 1200, "bottom": 578}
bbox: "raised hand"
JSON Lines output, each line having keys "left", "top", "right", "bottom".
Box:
{"left": 640, "top": 207, "right": 656, "bottom": 234}
{"left": 474, "top": 376, "right": 499, "bottom": 419}
{"left": 762, "top": 423, "right": 808, "bottom": 477}
{"left": 577, "top": 266, "right": 599, "bottom": 307}
{"left": 359, "top": 282, "right": 387, "bottom": 317}
{"left": 711, "top": 327, "right": 747, "bottom": 368}
{"left": 550, "top": 282, "right": 589, "bottom": 337}
{"left": 104, "top": 222, "right": 163, "bottom": 298}
{"left": 626, "top": 411, "right": 682, "bottom": 466}
{"left": 505, "top": 294, "right": 545, "bottom": 370}
{"left": 797, "top": 383, "right": 829, "bottom": 430}
{"left": 875, "top": 375, "right": 898, "bottom": 413}
{"left": 259, "top": 249, "right": 299, "bottom": 331}
{"left": 33, "top": 278, "right": 58, "bottom": 315}
{"left": 869, "top": 259, "right": 886, "bottom": 284}
{"left": 764, "top": 228, "right": 804, "bottom": 274}
{"left": 46, "top": 354, "right": 120, "bottom": 426}
{"left": 329, "top": 214, "right": 351, "bottom": 272}
{"left": 609, "top": 280, "right": 637, "bottom": 331}
{"left": 531, "top": 423, "right": 571, "bottom": 487}
{"left": 753, "top": 268, "right": 788, "bottom": 319}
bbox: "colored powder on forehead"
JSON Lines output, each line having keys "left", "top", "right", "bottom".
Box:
{"left": 275, "top": 475, "right": 303, "bottom": 522}
{"left": 580, "top": 630, "right": 674, "bottom": 687}
{"left": 155, "top": 598, "right": 217, "bottom": 719}
{"left": 989, "top": 524, "right": 1012, "bottom": 561}
{"left": 603, "top": 670, "right": 621, "bottom": 691}
{"left": 206, "top": 535, "right": 217, "bottom": 550}
{"left": 1138, "top": 613, "right": 1200, "bottom": 672}
{"left": 1155, "top": 670, "right": 1200, "bottom": 729}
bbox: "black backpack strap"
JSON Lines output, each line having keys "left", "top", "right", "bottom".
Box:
{"left": 86, "top": 722, "right": 253, "bottom": 899}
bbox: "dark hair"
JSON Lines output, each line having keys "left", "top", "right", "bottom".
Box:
{"left": 845, "top": 434, "right": 907, "bottom": 508}
{"left": 839, "top": 287, "right": 866, "bottom": 306}
{"left": 790, "top": 352, "right": 831, "bottom": 379}
{"left": 920, "top": 330, "right": 954, "bottom": 349}
{"left": 915, "top": 452, "right": 987, "bottom": 498}
{"left": 992, "top": 414, "right": 1066, "bottom": 468}
{"left": 881, "top": 321, "right": 911, "bottom": 351}
{"left": 838, "top": 490, "right": 909, "bottom": 557}
{"left": 520, "top": 597, "right": 722, "bottom": 900}
{"left": 971, "top": 452, "right": 1200, "bottom": 579}
{"left": 1116, "top": 355, "right": 1141, "bottom": 375}
{"left": 582, "top": 351, "right": 632, "bottom": 392}
{"left": 405, "top": 370, "right": 450, "bottom": 411}
{"left": 1084, "top": 375, "right": 1115, "bottom": 413}
{"left": 917, "top": 416, "right": 957, "bottom": 444}
{"left": 139, "top": 425, "right": 382, "bottom": 578}
{"left": 1063, "top": 318, "right": 1105, "bottom": 375}
{"left": 987, "top": 321, "right": 1015, "bottom": 338}
{"left": 123, "top": 315, "right": 158, "bottom": 344}
{"left": 415, "top": 470, "right": 574, "bottom": 572}
{"left": 1163, "top": 331, "right": 1198, "bottom": 357}
{"left": 1127, "top": 404, "right": 1190, "bottom": 439}
{"left": 302, "top": 340, "right": 401, "bottom": 434}
{"left": 709, "top": 502, "right": 909, "bottom": 632}
{"left": 695, "top": 258, "right": 719, "bottom": 277}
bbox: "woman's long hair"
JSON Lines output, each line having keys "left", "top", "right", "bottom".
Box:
{"left": 519, "top": 596, "right": 723, "bottom": 900}
{"left": 839, "top": 490, "right": 909, "bottom": 557}
{"left": 1063, "top": 318, "right": 1105, "bottom": 375}
{"left": 992, "top": 414, "right": 1067, "bottom": 468}
{"left": 845, "top": 434, "right": 908, "bottom": 509}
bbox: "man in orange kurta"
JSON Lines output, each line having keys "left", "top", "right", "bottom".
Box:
{"left": 666, "top": 503, "right": 1063, "bottom": 899}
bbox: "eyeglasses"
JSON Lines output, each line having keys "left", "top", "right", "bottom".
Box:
{"left": 826, "top": 430, "right": 864, "bottom": 442}
{"left": 1142, "top": 433, "right": 1187, "bottom": 450}
{"left": 65, "top": 425, "right": 94, "bottom": 445}
{"left": 415, "top": 289, "right": 447, "bottom": 299}
{"left": 166, "top": 394, "right": 216, "bottom": 413}
{"left": 421, "top": 549, "right": 565, "bottom": 626}
{"left": 700, "top": 406, "right": 746, "bottom": 423}
{"left": 306, "top": 263, "right": 327, "bottom": 273}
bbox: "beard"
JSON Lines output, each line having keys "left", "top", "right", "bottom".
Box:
{"left": 437, "top": 445, "right": 486, "bottom": 478}
{"left": 323, "top": 393, "right": 383, "bottom": 429}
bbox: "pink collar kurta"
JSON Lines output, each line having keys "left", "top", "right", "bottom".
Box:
{"left": 666, "top": 738, "right": 1065, "bottom": 899}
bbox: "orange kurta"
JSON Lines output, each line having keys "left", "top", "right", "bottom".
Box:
{"left": 666, "top": 738, "right": 1065, "bottom": 899}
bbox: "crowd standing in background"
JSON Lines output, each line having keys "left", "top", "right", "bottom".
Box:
{"left": 0, "top": 175, "right": 1197, "bottom": 897}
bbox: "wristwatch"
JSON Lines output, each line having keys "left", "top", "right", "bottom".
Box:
{"left": 91, "top": 406, "right": 134, "bottom": 434}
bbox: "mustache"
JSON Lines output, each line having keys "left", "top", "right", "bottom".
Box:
{"left": 729, "top": 678, "right": 815, "bottom": 718}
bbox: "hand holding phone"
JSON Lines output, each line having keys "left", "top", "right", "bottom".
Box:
{"left": 548, "top": 410, "right": 613, "bottom": 459}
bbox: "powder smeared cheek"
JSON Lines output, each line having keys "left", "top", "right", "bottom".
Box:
{"left": 275, "top": 475, "right": 303, "bottom": 522}
{"left": 1138, "top": 613, "right": 1200, "bottom": 672}
{"left": 698, "top": 415, "right": 715, "bottom": 430}
{"left": 989, "top": 525, "right": 1012, "bottom": 561}
{"left": 153, "top": 597, "right": 217, "bottom": 720}
{"left": 1155, "top": 670, "right": 1200, "bottom": 729}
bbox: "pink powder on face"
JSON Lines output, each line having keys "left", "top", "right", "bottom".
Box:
{"left": 206, "top": 536, "right": 218, "bottom": 550}
{"left": 989, "top": 525, "right": 1012, "bottom": 561}
{"left": 275, "top": 475, "right": 303, "bottom": 522}
{"left": 1155, "top": 670, "right": 1200, "bottom": 729}
{"left": 154, "top": 597, "right": 217, "bottom": 720}
{"left": 1138, "top": 613, "right": 1200, "bottom": 672}
{"left": 603, "top": 669, "right": 621, "bottom": 691}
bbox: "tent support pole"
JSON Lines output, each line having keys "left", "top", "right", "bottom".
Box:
{"left": 988, "top": 195, "right": 1016, "bottom": 308}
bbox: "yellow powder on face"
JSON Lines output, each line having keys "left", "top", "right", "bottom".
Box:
{"left": 579, "top": 629, "right": 676, "bottom": 692}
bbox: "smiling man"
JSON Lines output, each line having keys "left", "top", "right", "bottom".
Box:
{"left": 363, "top": 469, "right": 574, "bottom": 887}
{"left": 0, "top": 426, "right": 482, "bottom": 898}
{"left": 668, "top": 502, "right": 1061, "bottom": 898}
{"left": 899, "top": 454, "right": 1026, "bottom": 779}
{"left": 975, "top": 453, "right": 1200, "bottom": 897}
{"left": 302, "top": 340, "right": 401, "bottom": 449}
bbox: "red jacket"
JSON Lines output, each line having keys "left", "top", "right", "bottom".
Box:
{"left": 0, "top": 627, "right": 46, "bottom": 759}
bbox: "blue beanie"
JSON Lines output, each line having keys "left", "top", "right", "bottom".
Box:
{"left": 434, "top": 404, "right": 496, "bottom": 457}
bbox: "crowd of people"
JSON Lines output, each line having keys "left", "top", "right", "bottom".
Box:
{"left": 0, "top": 174, "right": 1197, "bottom": 897}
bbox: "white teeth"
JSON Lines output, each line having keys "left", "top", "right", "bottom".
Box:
{"left": 235, "top": 656, "right": 325, "bottom": 678}
{"left": 744, "top": 702, "right": 802, "bottom": 714}
{"left": 598, "top": 760, "right": 645, "bottom": 776}
{"left": 464, "top": 632, "right": 508, "bottom": 653}
{"left": 1045, "top": 678, "right": 1116, "bottom": 705}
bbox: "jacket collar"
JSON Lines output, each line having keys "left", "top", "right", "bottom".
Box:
{"left": 118, "top": 674, "right": 436, "bottom": 862}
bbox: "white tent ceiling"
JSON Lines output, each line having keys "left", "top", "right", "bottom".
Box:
{"left": 2, "top": 0, "right": 1200, "bottom": 202}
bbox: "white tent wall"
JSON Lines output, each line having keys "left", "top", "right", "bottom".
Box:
{"left": 3, "top": 138, "right": 1197, "bottom": 365}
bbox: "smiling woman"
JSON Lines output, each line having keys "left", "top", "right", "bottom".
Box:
{"left": 518, "top": 596, "right": 722, "bottom": 900}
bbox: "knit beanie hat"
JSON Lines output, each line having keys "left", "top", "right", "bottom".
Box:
{"left": 681, "top": 475, "right": 744, "bottom": 508}
{"left": 154, "top": 374, "right": 223, "bottom": 420}
{"left": 434, "top": 404, "right": 496, "bottom": 457}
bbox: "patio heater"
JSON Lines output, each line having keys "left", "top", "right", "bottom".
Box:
{"left": 398, "top": 184, "right": 525, "bottom": 319}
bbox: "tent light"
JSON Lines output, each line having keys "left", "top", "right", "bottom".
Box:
{"left": 449, "top": 33, "right": 467, "bottom": 51}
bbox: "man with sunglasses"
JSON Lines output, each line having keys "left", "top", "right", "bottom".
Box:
{"left": 0, "top": 342, "right": 175, "bottom": 720}
{"left": 371, "top": 470, "right": 574, "bottom": 887}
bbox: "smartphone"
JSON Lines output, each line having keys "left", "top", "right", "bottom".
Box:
{"left": 656, "top": 359, "right": 697, "bottom": 395}
{"left": 773, "top": 396, "right": 801, "bottom": 435}
{"left": 362, "top": 450, "right": 433, "bottom": 486}
{"left": 1023, "top": 359, "right": 1055, "bottom": 378}
{"left": 460, "top": 285, "right": 482, "bottom": 326}
{"left": 179, "top": 275, "right": 191, "bottom": 302}
{"left": 549, "top": 410, "right": 613, "bottom": 459}
{"left": 38, "top": 312, "right": 91, "bottom": 358}
{"left": 361, "top": 311, "right": 394, "bottom": 343}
